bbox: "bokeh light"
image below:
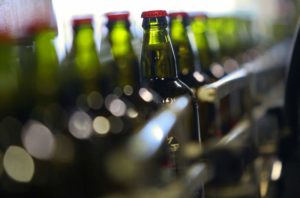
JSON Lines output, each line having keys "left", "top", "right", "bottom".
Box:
{"left": 22, "top": 120, "right": 56, "bottom": 160}
{"left": 109, "top": 99, "right": 127, "bottom": 117}
{"left": 68, "top": 111, "right": 93, "bottom": 139}
{"left": 139, "top": 88, "right": 153, "bottom": 102}
{"left": 3, "top": 146, "right": 35, "bottom": 183}
{"left": 93, "top": 116, "right": 111, "bottom": 135}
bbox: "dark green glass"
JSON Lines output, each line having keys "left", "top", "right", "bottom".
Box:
{"left": 140, "top": 13, "right": 201, "bottom": 143}
{"left": 60, "top": 17, "right": 106, "bottom": 112}
{"left": 0, "top": 34, "right": 19, "bottom": 119}
{"left": 169, "top": 12, "right": 216, "bottom": 141}
{"left": 106, "top": 14, "right": 140, "bottom": 91}
{"left": 105, "top": 12, "right": 159, "bottom": 128}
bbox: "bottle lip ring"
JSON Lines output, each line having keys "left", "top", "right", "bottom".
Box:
{"left": 168, "top": 12, "right": 188, "bottom": 18}
{"left": 141, "top": 10, "right": 167, "bottom": 18}
{"left": 72, "top": 16, "right": 93, "bottom": 26}
{"left": 105, "top": 11, "right": 130, "bottom": 21}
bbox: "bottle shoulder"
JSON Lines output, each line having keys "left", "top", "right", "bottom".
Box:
{"left": 143, "top": 77, "right": 195, "bottom": 99}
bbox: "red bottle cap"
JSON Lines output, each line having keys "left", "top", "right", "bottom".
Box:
{"left": 141, "top": 10, "right": 167, "bottom": 18}
{"left": 106, "top": 11, "right": 130, "bottom": 21}
{"left": 168, "top": 12, "right": 188, "bottom": 18}
{"left": 72, "top": 16, "right": 93, "bottom": 26}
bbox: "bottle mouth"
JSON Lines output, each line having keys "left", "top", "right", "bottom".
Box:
{"left": 105, "top": 11, "right": 130, "bottom": 21}
{"left": 141, "top": 10, "right": 167, "bottom": 18}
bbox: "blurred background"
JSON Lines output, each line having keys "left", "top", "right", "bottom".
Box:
{"left": 0, "top": 0, "right": 299, "bottom": 198}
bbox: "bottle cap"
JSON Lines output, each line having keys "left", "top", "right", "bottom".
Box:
{"left": 72, "top": 16, "right": 93, "bottom": 26}
{"left": 168, "top": 12, "right": 188, "bottom": 18}
{"left": 106, "top": 11, "right": 130, "bottom": 21}
{"left": 141, "top": 10, "right": 167, "bottom": 18}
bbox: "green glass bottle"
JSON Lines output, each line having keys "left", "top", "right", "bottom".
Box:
{"left": 105, "top": 12, "right": 159, "bottom": 127}
{"left": 140, "top": 10, "right": 201, "bottom": 142}
{"left": 168, "top": 12, "right": 216, "bottom": 141}
{"left": 60, "top": 16, "right": 107, "bottom": 113}
{"left": 105, "top": 12, "right": 140, "bottom": 91}
{"left": 190, "top": 13, "right": 214, "bottom": 76}
{"left": 23, "top": 23, "right": 67, "bottom": 131}
{"left": 0, "top": 33, "right": 19, "bottom": 119}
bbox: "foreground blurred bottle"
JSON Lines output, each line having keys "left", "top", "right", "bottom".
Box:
{"left": 168, "top": 12, "right": 216, "bottom": 141}
{"left": 140, "top": 10, "right": 200, "bottom": 142}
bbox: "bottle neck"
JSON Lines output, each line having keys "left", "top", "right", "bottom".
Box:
{"left": 35, "top": 30, "right": 59, "bottom": 96}
{"left": 70, "top": 24, "right": 100, "bottom": 81}
{"left": 108, "top": 20, "right": 133, "bottom": 57}
{"left": 141, "top": 17, "right": 178, "bottom": 80}
{"left": 169, "top": 17, "right": 196, "bottom": 75}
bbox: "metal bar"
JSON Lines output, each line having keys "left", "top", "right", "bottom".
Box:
{"left": 197, "top": 40, "right": 291, "bottom": 103}
{"left": 197, "top": 68, "right": 248, "bottom": 102}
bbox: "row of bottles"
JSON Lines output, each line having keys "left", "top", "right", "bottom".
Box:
{"left": 0, "top": 9, "right": 273, "bottom": 197}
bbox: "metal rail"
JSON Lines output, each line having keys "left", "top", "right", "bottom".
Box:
{"left": 197, "top": 40, "right": 291, "bottom": 103}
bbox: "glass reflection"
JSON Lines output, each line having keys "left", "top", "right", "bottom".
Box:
{"left": 129, "top": 111, "right": 176, "bottom": 160}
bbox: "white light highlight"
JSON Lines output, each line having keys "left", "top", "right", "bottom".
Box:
{"left": 93, "top": 116, "right": 110, "bottom": 135}
{"left": 271, "top": 160, "right": 282, "bottom": 181}
{"left": 139, "top": 88, "right": 153, "bottom": 102}
{"left": 3, "top": 146, "right": 35, "bottom": 183}
{"left": 68, "top": 111, "right": 93, "bottom": 139}
{"left": 22, "top": 120, "right": 56, "bottom": 160}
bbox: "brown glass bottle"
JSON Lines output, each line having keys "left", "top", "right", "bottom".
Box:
{"left": 140, "top": 10, "right": 201, "bottom": 142}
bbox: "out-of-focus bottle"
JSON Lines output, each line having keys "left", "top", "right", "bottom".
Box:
{"left": 60, "top": 16, "right": 108, "bottom": 113}
{"left": 168, "top": 12, "right": 215, "bottom": 141}
{"left": 22, "top": 22, "right": 67, "bottom": 131}
{"left": 104, "top": 12, "right": 159, "bottom": 127}
{"left": 105, "top": 11, "right": 140, "bottom": 91}
{"left": 190, "top": 13, "right": 221, "bottom": 79}
{"left": 0, "top": 33, "right": 20, "bottom": 119}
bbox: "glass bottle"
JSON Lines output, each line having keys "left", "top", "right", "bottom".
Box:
{"left": 104, "top": 12, "right": 159, "bottom": 127}
{"left": 140, "top": 10, "right": 201, "bottom": 142}
{"left": 0, "top": 33, "right": 19, "bottom": 119}
{"left": 60, "top": 16, "right": 107, "bottom": 113}
{"left": 168, "top": 12, "right": 214, "bottom": 141}
{"left": 190, "top": 13, "right": 223, "bottom": 80}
